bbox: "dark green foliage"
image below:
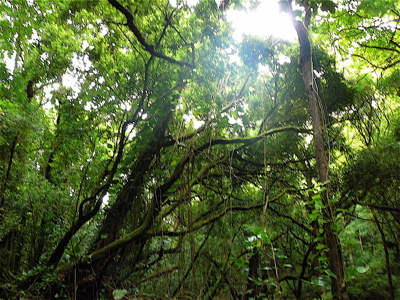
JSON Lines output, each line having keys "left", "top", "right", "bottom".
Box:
{"left": 313, "top": 47, "right": 355, "bottom": 114}
{"left": 343, "top": 125, "right": 400, "bottom": 196}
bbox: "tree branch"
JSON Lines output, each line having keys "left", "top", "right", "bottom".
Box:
{"left": 194, "top": 126, "right": 310, "bottom": 153}
{"left": 107, "top": 0, "right": 195, "bottom": 68}
{"left": 137, "top": 266, "right": 179, "bottom": 284}
{"left": 354, "top": 201, "right": 400, "bottom": 213}
{"left": 150, "top": 191, "right": 290, "bottom": 237}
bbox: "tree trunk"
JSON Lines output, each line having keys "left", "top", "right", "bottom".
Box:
{"left": 244, "top": 248, "right": 260, "bottom": 300}
{"left": 94, "top": 107, "right": 173, "bottom": 250}
{"left": 289, "top": 2, "right": 349, "bottom": 299}
{"left": 372, "top": 209, "right": 395, "bottom": 300}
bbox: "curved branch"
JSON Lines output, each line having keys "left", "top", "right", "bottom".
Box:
{"left": 195, "top": 126, "right": 310, "bottom": 153}
{"left": 150, "top": 191, "right": 291, "bottom": 237}
{"left": 47, "top": 181, "right": 116, "bottom": 267}
{"left": 60, "top": 126, "right": 307, "bottom": 270}
{"left": 354, "top": 201, "right": 400, "bottom": 213}
{"left": 108, "top": 0, "right": 195, "bottom": 68}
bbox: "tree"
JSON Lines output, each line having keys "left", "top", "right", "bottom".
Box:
{"left": 1, "top": 0, "right": 400, "bottom": 299}
{"left": 286, "top": 0, "right": 350, "bottom": 298}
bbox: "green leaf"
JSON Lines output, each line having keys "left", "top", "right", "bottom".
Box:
{"left": 325, "top": 269, "right": 337, "bottom": 279}
{"left": 170, "top": 156, "right": 180, "bottom": 166}
{"left": 112, "top": 289, "right": 128, "bottom": 300}
{"left": 356, "top": 266, "right": 369, "bottom": 273}
{"left": 243, "top": 241, "right": 253, "bottom": 248}
{"left": 312, "top": 193, "right": 321, "bottom": 201}
{"left": 316, "top": 243, "right": 326, "bottom": 250}
{"left": 267, "top": 280, "right": 278, "bottom": 287}
{"left": 347, "top": 266, "right": 369, "bottom": 276}
{"left": 155, "top": 168, "right": 165, "bottom": 174}
{"left": 231, "top": 257, "right": 249, "bottom": 267}
{"left": 347, "top": 267, "right": 359, "bottom": 276}
{"left": 330, "top": 224, "right": 338, "bottom": 231}
{"left": 261, "top": 234, "right": 271, "bottom": 244}
{"left": 312, "top": 276, "right": 331, "bottom": 287}
{"left": 232, "top": 110, "right": 238, "bottom": 119}
{"left": 167, "top": 187, "right": 176, "bottom": 193}
{"left": 314, "top": 236, "right": 324, "bottom": 242}
{"left": 218, "top": 115, "right": 230, "bottom": 128}
{"left": 253, "top": 227, "right": 264, "bottom": 235}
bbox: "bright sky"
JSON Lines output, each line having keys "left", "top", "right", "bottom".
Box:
{"left": 226, "top": 1, "right": 297, "bottom": 42}
{"left": 170, "top": 0, "right": 297, "bottom": 41}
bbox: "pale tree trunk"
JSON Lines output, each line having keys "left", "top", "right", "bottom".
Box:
{"left": 288, "top": 1, "right": 349, "bottom": 299}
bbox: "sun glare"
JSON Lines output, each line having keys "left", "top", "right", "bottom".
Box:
{"left": 169, "top": 1, "right": 296, "bottom": 42}
{"left": 227, "top": 1, "right": 297, "bottom": 42}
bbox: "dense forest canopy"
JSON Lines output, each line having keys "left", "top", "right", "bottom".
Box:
{"left": 0, "top": 0, "right": 399, "bottom": 299}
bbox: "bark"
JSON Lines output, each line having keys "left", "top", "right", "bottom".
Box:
{"left": 288, "top": 2, "right": 349, "bottom": 299}
{"left": 243, "top": 249, "right": 260, "bottom": 300}
{"left": 0, "top": 136, "right": 18, "bottom": 207}
{"left": 94, "top": 107, "right": 173, "bottom": 251}
{"left": 26, "top": 80, "right": 35, "bottom": 101}
{"left": 73, "top": 104, "right": 176, "bottom": 282}
{"left": 47, "top": 183, "right": 112, "bottom": 267}
{"left": 372, "top": 209, "right": 395, "bottom": 300}
{"left": 295, "top": 241, "right": 318, "bottom": 299}
{"left": 94, "top": 141, "right": 159, "bottom": 249}
{"left": 94, "top": 125, "right": 305, "bottom": 250}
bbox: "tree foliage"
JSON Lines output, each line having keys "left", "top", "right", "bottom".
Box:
{"left": 1, "top": 0, "right": 399, "bottom": 299}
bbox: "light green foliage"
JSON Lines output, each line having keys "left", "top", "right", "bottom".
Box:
{"left": 318, "top": 0, "right": 400, "bottom": 85}
{"left": 112, "top": 288, "right": 128, "bottom": 300}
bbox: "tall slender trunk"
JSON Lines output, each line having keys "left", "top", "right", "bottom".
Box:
{"left": 372, "top": 209, "right": 395, "bottom": 300}
{"left": 288, "top": 1, "right": 349, "bottom": 299}
{"left": 0, "top": 136, "right": 18, "bottom": 207}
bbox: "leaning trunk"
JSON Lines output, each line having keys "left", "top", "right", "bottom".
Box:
{"left": 289, "top": 3, "right": 349, "bottom": 299}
